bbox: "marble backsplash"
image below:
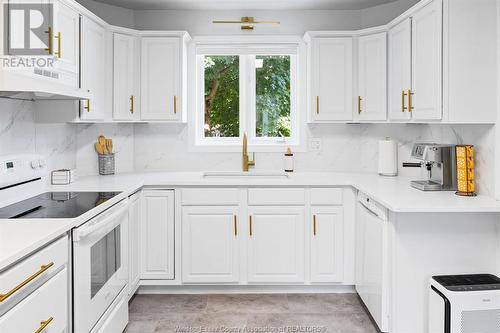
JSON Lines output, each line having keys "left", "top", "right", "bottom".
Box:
{"left": 0, "top": 99, "right": 495, "bottom": 196}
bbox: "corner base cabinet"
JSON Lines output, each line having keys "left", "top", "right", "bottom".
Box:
{"left": 140, "top": 189, "right": 175, "bottom": 280}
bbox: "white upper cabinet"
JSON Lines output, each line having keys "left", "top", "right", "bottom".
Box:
{"left": 442, "top": 0, "right": 497, "bottom": 123}
{"left": 182, "top": 206, "right": 240, "bottom": 283}
{"left": 113, "top": 33, "right": 140, "bottom": 121}
{"left": 411, "top": 0, "right": 442, "bottom": 121}
{"left": 388, "top": 18, "right": 412, "bottom": 121}
{"left": 308, "top": 36, "right": 353, "bottom": 122}
{"left": 53, "top": 1, "right": 80, "bottom": 88}
{"left": 79, "top": 16, "right": 107, "bottom": 120}
{"left": 247, "top": 206, "right": 305, "bottom": 283}
{"left": 356, "top": 32, "right": 387, "bottom": 121}
{"left": 141, "top": 36, "right": 186, "bottom": 121}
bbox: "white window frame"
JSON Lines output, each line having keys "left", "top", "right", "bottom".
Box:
{"left": 188, "top": 36, "right": 307, "bottom": 153}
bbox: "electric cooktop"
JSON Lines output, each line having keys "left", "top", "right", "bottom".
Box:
{"left": 0, "top": 192, "right": 121, "bottom": 219}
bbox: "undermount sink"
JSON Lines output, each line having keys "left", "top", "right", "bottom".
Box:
{"left": 202, "top": 171, "right": 289, "bottom": 178}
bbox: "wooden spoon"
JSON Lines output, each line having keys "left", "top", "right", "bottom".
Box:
{"left": 106, "top": 139, "right": 113, "bottom": 154}
{"left": 98, "top": 135, "right": 108, "bottom": 154}
{"left": 94, "top": 142, "right": 105, "bottom": 155}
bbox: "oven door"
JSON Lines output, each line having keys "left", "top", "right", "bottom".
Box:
{"left": 72, "top": 199, "right": 129, "bottom": 333}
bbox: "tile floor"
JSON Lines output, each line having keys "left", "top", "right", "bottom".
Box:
{"left": 126, "top": 294, "right": 378, "bottom": 333}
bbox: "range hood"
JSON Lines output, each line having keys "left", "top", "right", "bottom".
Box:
{"left": 0, "top": 71, "right": 92, "bottom": 101}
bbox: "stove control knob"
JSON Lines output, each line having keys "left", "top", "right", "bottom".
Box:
{"left": 38, "top": 159, "right": 46, "bottom": 168}
{"left": 31, "top": 160, "right": 39, "bottom": 169}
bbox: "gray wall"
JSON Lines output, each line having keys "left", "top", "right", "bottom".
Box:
{"left": 77, "top": 0, "right": 419, "bottom": 33}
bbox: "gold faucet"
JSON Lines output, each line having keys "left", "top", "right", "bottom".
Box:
{"left": 242, "top": 132, "right": 255, "bottom": 172}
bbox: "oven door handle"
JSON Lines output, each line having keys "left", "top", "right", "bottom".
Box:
{"left": 73, "top": 200, "right": 129, "bottom": 242}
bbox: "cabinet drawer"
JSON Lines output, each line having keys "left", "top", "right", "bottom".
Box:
{"left": 0, "top": 268, "right": 68, "bottom": 333}
{"left": 0, "top": 236, "right": 68, "bottom": 308}
{"left": 310, "top": 188, "right": 343, "bottom": 205}
{"left": 248, "top": 188, "right": 305, "bottom": 206}
{"left": 182, "top": 188, "right": 240, "bottom": 206}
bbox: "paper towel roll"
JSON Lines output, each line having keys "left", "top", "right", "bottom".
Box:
{"left": 378, "top": 138, "right": 398, "bottom": 176}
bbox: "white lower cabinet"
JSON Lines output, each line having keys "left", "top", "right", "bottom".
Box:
{"left": 128, "top": 191, "right": 141, "bottom": 295}
{"left": 247, "top": 206, "right": 305, "bottom": 283}
{"left": 140, "top": 190, "right": 175, "bottom": 280}
{"left": 310, "top": 206, "right": 344, "bottom": 283}
{"left": 0, "top": 268, "right": 68, "bottom": 333}
{"left": 182, "top": 206, "right": 240, "bottom": 283}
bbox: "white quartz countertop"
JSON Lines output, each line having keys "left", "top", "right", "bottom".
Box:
{"left": 2, "top": 171, "right": 500, "bottom": 270}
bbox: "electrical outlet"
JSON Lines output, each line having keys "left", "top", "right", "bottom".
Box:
{"left": 309, "top": 138, "right": 322, "bottom": 151}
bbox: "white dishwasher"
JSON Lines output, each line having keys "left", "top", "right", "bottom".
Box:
{"left": 355, "top": 192, "right": 389, "bottom": 333}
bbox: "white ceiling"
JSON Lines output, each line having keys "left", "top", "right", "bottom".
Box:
{"left": 92, "top": 0, "right": 400, "bottom": 11}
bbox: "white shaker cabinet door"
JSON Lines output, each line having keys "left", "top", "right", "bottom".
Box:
{"left": 357, "top": 32, "right": 387, "bottom": 121}
{"left": 141, "top": 37, "right": 180, "bottom": 121}
{"left": 79, "top": 16, "right": 106, "bottom": 120}
{"left": 247, "top": 207, "right": 305, "bottom": 283}
{"left": 310, "top": 37, "right": 353, "bottom": 122}
{"left": 310, "top": 206, "right": 344, "bottom": 283}
{"left": 113, "top": 33, "right": 139, "bottom": 121}
{"left": 388, "top": 18, "right": 412, "bottom": 121}
{"left": 411, "top": 0, "right": 442, "bottom": 121}
{"left": 182, "top": 206, "right": 240, "bottom": 283}
{"left": 140, "top": 190, "right": 175, "bottom": 280}
{"left": 53, "top": 1, "right": 79, "bottom": 87}
{"left": 128, "top": 192, "right": 141, "bottom": 296}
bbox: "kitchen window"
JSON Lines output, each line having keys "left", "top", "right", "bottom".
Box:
{"left": 190, "top": 37, "right": 306, "bottom": 152}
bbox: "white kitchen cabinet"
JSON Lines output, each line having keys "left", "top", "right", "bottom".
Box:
{"left": 388, "top": 18, "right": 412, "bottom": 121}
{"left": 310, "top": 206, "right": 344, "bottom": 283}
{"left": 53, "top": 0, "right": 80, "bottom": 88}
{"left": 140, "top": 190, "right": 175, "bottom": 280}
{"left": 128, "top": 191, "right": 141, "bottom": 296}
{"left": 0, "top": 269, "right": 68, "bottom": 333}
{"left": 247, "top": 207, "right": 305, "bottom": 283}
{"left": 79, "top": 16, "right": 107, "bottom": 120}
{"left": 141, "top": 36, "right": 187, "bottom": 121}
{"left": 411, "top": 0, "right": 442, "bottom": 121}
{"left": 356, "top": 32, "right": 387, "bottom": 121}
{"left": 182, "top": 206, "right": 240, "bottom": 283}
{"left": 388, "top": 0, "right": 442, "bottom": 122}
{"left": 113, "top": 33, "right": 140, "bottom": 121}
{"left": 308, "top": 35, "right": 353, "bottom": 122}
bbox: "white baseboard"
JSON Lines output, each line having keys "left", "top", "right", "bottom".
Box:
{"left": 136, "top": 284, "right": 356, "bottom": 294}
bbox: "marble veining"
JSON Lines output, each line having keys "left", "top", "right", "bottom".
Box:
{"left": 0, "top": 99, "right": 494, "bottom": 196}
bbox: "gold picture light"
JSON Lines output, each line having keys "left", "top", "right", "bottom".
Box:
{"left": 212, "top": 16, "right": 280, "bottom": 30}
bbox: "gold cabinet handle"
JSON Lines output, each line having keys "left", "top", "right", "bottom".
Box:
{"left": 55, "top": 32, "right": 61, "bottom": 58}
{"left": 402, "top": 90, "right": 408, "bottom": 113}
{"left": 173, "top": 95, "right": 177, "bottom": 114}
{"left": 249, "top": 216, "right": 253, "bottom": 237}
{"left": 358, "top": 96, "right": 362, "bottom": 114}
{"left": 313, "top": 215, "right": 317, "bottom": 236}
{"left": 233, "top": 215, "right": 238, "bottom": 236}
{"left": 0, "top": 262, "right": 54, "bottom": 303}
{"left": 130, "top": 95, "right": 134, "bottom": 114}
{"left": 84, "top": 99, "right": 90, "bottom": 112}
{"left": 45, "top": 27, "right": 53, "bottom": 54}
{"left": 35, "top": 317, "right": 54, "bottom": 333}
{"left": 408, "top": 89, "right": 414, "bottom": 112}
{"left": 316, "top": 96, "right": 319, "bottom": 114}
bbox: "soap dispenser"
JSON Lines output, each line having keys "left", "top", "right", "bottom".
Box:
{"left": 284, "top": 147, "right": 294, "bottom": 172}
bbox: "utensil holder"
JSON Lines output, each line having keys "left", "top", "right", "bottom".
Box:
{"left": 98, "top": 153, "right": 115, "bottom": 175}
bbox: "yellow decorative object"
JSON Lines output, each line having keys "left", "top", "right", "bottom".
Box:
{"left": 456, "top": 145, "right": 476, "bottom": 196}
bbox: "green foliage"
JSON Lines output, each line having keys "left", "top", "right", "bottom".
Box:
{"left": 204, "top": 56, "right": 239, "bottom": 137}
{"left": 204, "top": 55, "right": 291, "bottom": 138}
{"left": 256, "top": 55, "right": 291, "bottom": 137}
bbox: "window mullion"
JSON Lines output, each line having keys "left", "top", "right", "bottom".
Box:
{"left": 247, "top": 55, "right": 256, "bottom": 143}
